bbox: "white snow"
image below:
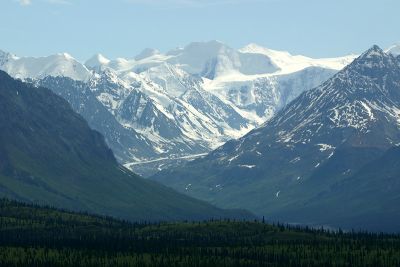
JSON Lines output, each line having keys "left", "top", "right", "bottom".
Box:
{"left": 0, "top": 53, "right": 91, "bottom": 81}
{"left": 185, "top": 184, "right": 192, "bottom": 190}
{"left": 239, "top": 43, "right": 356, "bottom": 75}
{"left": 290, "top": 157, "right": 301, "bottom": 163}
{"left": 317, "top": 144, "right": 335, "bottom": 152}
{"left": 386, "top": 43, "right": 400, "bottom": 56}
{"left": 238, "top": 164, "right": 256, "bottom": 169}
{"left": 360, "top": 101, "right": 375, "bottom": 120}
{"left": 0, "top": 41, "right": 364, "bottom": 166}
{"left": 85, "top": 53, "right": 111, "bottom": 70}
{"left": 342, "top": 169, "right": 351, "bottom": 175}
{"left": 228, "top": 154, "right": 240, "bottom": 163}
{"left": 328, "top": 100, "right": 378, "bottom": 131}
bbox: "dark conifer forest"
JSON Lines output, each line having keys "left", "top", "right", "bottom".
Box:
{"left": 0, "top": 199, "right": 399, "bottom": 267}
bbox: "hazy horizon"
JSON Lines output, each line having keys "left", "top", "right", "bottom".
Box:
{"left": 1, "top": 0, "right": 399, "bottom": 60}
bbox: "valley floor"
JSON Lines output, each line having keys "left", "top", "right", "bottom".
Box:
{"left": 125, "top": 153, "right": 208, "bottom": 177}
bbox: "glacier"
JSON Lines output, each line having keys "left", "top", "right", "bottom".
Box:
{"left": 0, "top": 41, "right": 361, "bottom": 176}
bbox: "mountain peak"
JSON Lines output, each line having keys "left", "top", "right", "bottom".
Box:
{"left": 56, "top": 52, "right": 76, "bottom": 61}
{"left": 351, "top": 45, "right": 386, "bottom": 66}
{"left": 240, "top": 43, "right": 272, "bottom": 54}
{"left": 167, "top": 40, "right": 228, "bottom": 56}
{"left": 134, "top": 48, "right": 160, "bottom": 61}
{"left": 85, "top": 53, "right": 110, "bottom": 70}
{"left": 188, "top": 40, "right": 228, "bottom": 52}
{"left": 345, "top": 45, "right": 400, "bottom": 77}
{"left": 359, "top": 45, "right": 385, "bottom": 59}
{"left": 152, "top": 43, "right": 400, "bottom": 231}
{"left": 386, "top": 43, "right": 400, "bottom": 56}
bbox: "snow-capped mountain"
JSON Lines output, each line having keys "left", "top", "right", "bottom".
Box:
{"left": 0, "top": 41, "right": 357, "bottom": 176}
{"left": 85, "top": 53, "right": 111, "bottom": 72}
{"left": 0, "top": 50, "right": 91, "bottom": 81}
{"left": 386, "top": 43, "right": 400, "bottom": 57}
{"left": 152, "top": 45, "right": 400, "bottom": 231}
{"left": 35, "top": 76, "right": 158, "bottom": 163}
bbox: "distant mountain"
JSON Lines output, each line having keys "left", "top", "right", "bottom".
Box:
{"left": 35, "top": 76, "right": 158, "bottom": 163}
{"left": 151, "top": 45, "right": 400, "bottom": 231}
{"left": 0, "top": 50, "right": 90, "bottom": 81}
{"left": 0, "top": 42, "right": 356, "bottom": 176}
{"left": 0, "top": 70, "right": 253, "bottom": 222}
{"left": 386, "top": 43, "right": 400, "bottom": 57}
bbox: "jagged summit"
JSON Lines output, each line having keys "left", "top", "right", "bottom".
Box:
{"left": 0, "top": 43, "right": 357, "bottom": 175}
{"left": 0, "top": 70, "right": 253, "bottom": 222}
{"left": 259, "top": 45, "right": 400, "bottom": 143}
{"left": 336, "top": 45, "right": 400, "bottom": 97}
{"left": 348, "top": 45, "right": 399, "bottom": 72}
{"left": 152, "top": 45, "right": 400, "bottom": 231}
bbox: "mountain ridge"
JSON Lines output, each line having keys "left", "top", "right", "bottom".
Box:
{"left": 0, "top": 70, "right": 253, "bottom": 222}
{"left": 151, "top": 45, "right": 400, "bottom": 231}
{"left": 0, "top": 41, "right": 360, "bottom": 176}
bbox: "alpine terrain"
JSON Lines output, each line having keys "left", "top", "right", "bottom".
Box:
{"left": 152, "top": 45, "right": 400, "bottom": 231}
{"left": 0, "top": 41, "right": 355, "bottom": 176}
{"left": 0, "top": 70, "right": 253, "bottom": 222}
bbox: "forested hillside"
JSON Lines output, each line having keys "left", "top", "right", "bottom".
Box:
{"left": 0, "top": 199, "right": 399, "bottom": 267}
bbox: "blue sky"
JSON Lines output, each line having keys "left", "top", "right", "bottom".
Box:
{"left": 1, "top": 0, "right": 399, "bottom": 60}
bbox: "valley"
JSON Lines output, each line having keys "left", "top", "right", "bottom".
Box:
{"left": 0, "top": 41, "right": 355, "bottom": 176}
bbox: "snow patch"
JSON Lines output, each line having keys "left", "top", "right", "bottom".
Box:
{"left": 185, "top": 184, "right": 192, "bottom": 190}
{"left": 290, "top": 157, "right": 301, "bottom": 163}
{"left": 238, "top": 164, "right": 256, "bottom": 169}
{"left": 317, "top": 144, "right": 335, "bottom": 152}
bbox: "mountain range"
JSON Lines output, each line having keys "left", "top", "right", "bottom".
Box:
{"left": 152, "top": 45, "right": 400, "bottom": 232}
{"left": 0, "top": 70, "right": 252, "bottom": 222}
{"left": 1, "top": 41, "right": 399, "bottom": 230}
{"left": 0, "top": 41, "right": 357, "bottom": 176}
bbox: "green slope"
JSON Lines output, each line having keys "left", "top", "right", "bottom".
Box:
{"left": 0, "top": 70, "right": 252, "bottom": 221}
{"left": 277, "top": 146, "right": 400, "bottom": 232}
